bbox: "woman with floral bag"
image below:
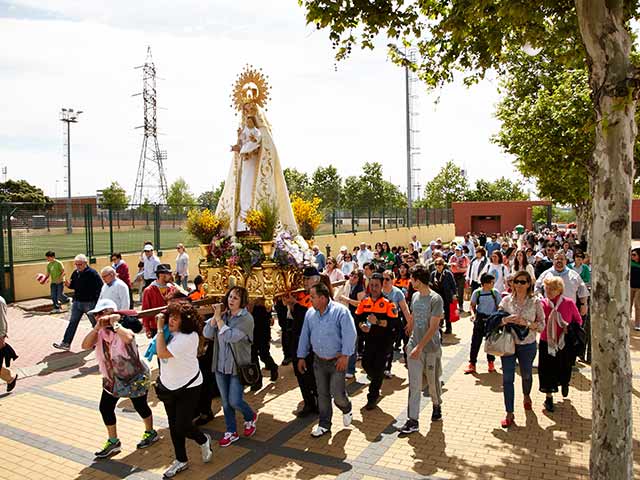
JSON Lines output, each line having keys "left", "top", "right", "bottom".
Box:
{"left": 81, "top": 299, "right": 158, "bottom": 459}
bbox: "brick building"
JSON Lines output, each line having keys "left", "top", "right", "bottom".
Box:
{"left": 452, "top": 200, "right": 552, "bottom": 236}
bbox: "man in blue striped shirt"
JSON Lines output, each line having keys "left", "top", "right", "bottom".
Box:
{"left": 297, "top": 282, "right": 357, "bottom": 438}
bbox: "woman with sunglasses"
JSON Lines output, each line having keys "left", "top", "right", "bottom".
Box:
{"left": 498, "top": 270, "right": 545, "bottom": 428}
{"left": 324, "top": 256, "right": 345, "bottom": 283}
{"left": 341, "top": 253, "right": 356, "bottom": 276}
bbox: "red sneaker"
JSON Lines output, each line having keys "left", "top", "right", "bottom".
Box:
{"left": 463, "top": 363, "right": 476, "bottom": 374}
{"left": 487, "top": 361, "right": 496, "bottom": 373}
{"left": 243, "top": 413, "right": 257, "bottom": 437}
{"left": 218, "top": 431, "right": 239, "bottom": 447}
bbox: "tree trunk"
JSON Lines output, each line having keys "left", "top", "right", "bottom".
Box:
{"left": 575, "top": 1, "right": 635, "bottom": 478}
{"left": 574, "top": 201, "right": 592, "bottom": 247}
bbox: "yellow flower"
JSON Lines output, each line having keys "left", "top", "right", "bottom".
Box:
{"left": 291, "top": 195, "right": 323, "bottom": 238}
{"left": 186, "top": 209, "right": 228, "bottom": 244}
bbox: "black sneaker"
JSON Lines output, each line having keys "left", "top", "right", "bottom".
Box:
{"left": 136, "top": 430, "right": 159, "bottom": 449}
{"left": 431, "top": 405, "right": 442, "bottom": 421}
{"left": 398, "top": 419, "right": 419, "bottom": 434}
{"left": 52, "top": 342, "right": 70, "bottom": 351}
{"left": 281, "top": 358, "right": 292, "bottom": 366}
{"left": 561, "top": 384, "right": 569, "bottom": 398}
{"left": 270, "top": 366, "right": 279, "bottom": 381}
{"left": 6, "top": 374, "right": 17, "bottom": 392}
{"left": 544, "top": 397, "right": 554, "bottom": 412}
{"left": 95, "top": 439, "right": 121, "bottom": 458}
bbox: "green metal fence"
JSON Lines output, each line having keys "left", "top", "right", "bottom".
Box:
{"left": 0, "top": 202, "right": 453, "bottom": 265}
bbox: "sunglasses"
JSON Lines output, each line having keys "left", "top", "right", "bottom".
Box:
{"left": 513, "top": 279, "right": 529, "bottom": 285}
{"left": 383, "top": 277, "right": 392, "bottom": 282}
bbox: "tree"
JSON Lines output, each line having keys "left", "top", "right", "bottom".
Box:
{"left": 166, "top": 178, "right": 196, "bottom": 215}
{"left": 416, "top": 160, "right": 469, "bottom": 208}
{"left": 99, "top": 181, "right": 129, "bottom": 210}
{"left": 341, "top": 162, "right": 406, "bottom": 210}
{"left": 197, "top": 181, "right": 225, "bottom": 210}
{"left": 0, "top": 179, "right": 51, "bottom": 205}
{"left": 299, "top": 1, "right": 638, "bottom": 475}
{"left": 466, "top": 177, "right": 529, "bottom": 202}
{"left": 494, "top": 57, "right": 594, "bottom": 238}
{"left": 309, "top": 165, "right": 342, "bottom": 211}
{"left": 283, "top": 168, "right": 310, "bottom": 200}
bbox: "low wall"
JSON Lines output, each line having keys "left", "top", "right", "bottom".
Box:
{"left": 11, "top": 224, "right": 454, "bottom": 302}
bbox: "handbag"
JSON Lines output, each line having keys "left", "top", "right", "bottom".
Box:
{"left": 154, "top": 369, "right": 200, "bottom": 403}
{"left": 449, "top": 300, "right": 460, "bottom": 323}
{"left": 229, "top": 344, "right": 261, "bottom": 387}
{"left": 485, "top": 327, "right": 516, "bottom": 357}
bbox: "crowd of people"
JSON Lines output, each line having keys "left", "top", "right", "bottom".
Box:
{"left": 3, "top": 225, "right": 636, "bottom": 478}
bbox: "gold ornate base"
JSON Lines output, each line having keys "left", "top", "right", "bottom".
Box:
{"left": 198, "top": 260, "right": 303, "bottom": 310}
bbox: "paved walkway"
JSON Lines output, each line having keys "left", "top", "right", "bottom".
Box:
{"left": 0, "top": 305, "right": 639, "bottom": 479}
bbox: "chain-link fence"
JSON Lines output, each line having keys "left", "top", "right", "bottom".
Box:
{"left": 0, "top": 203, "right": 453, "bottom": 264}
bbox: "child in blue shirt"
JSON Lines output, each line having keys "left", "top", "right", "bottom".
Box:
{"left": 465, "top": 273, "right": 501, "bottom": 374}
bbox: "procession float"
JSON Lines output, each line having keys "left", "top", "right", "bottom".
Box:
{"left": 187, "top": 66, "right": 323, "bottom": 309}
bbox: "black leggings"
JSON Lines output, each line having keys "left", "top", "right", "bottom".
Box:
{"left": 163, "top": 385, "right": 207, "bottom": 462}
{"left": 99, "top": 390, "right": 152, "bottom": 426}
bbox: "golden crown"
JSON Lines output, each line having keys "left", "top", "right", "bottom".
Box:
{"left": 230, "top": 65, "right": 271, "bottom": 112}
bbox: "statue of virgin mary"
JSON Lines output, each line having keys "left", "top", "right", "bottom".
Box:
{"left": 216, "top": 67, "right": 298, "bottom": 235}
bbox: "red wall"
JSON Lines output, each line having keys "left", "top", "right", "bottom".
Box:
{"left": 452, "top": 201, "right": 552, "bottom": 236}
{"left": 632, "top": 199, "right": 640, "bottom": 221}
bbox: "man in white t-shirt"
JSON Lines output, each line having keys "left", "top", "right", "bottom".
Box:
{"left": 356, "top": 242, "right": 373, "bottom": 266}
{"left": 410, "top": 235, "right": 422, "bottom": 252}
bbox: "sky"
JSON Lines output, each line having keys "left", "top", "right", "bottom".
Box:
{"left": 0, "top": 0, "right": 523, "bottom": 202}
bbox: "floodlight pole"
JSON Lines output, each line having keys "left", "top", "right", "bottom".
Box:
{"left": 60, "top": 108, "right": 82, "bottom": 234}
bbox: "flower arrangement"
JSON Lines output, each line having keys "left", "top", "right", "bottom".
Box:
{"left": 186, "top": 209, "right": 228, "bottom": 245}
{"left": 291, "top": 195, "right": 323, "bottom": 240}
{"left": 244, "top": 200, "right": 279, "bottom": 241}
{"left": 208, "top": 233, "right": 264, "bottom": 271}
{"left": 273, "top": 230, "right": 314, "bottom": 268}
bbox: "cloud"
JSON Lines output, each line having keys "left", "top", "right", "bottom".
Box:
{"left": 0, "top": 1, "right": 518, "bottom": 202}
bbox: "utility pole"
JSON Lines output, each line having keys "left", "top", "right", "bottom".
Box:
{"left": 60, "top": 108, "right": 82, "bottom": 234}
{"left": 133, "top": 46, "right": 168, "bottom": 205}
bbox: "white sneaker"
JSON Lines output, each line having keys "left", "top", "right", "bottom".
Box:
{"left": 163, "top": 460, "right": 188, "bottom": 478}
{"left": 634, "top": 325, "right": 640, "bottom": 331}
{"left": 345, "top": 373, "right": 354, "bottom": 379}
{"left": 200, "top": 433, "right": 213, "bottom": 463}
{"left": 343, "top": 410, "right": 352, "bottom": 427}
{"left": 310, "top": 425, "right": 330, "bottom": 437}
{"left": 384, "top": 370, "right": 393, "bottom": 378}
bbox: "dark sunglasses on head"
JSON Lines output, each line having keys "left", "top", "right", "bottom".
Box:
{"left": 513, "top": 279, "right": 529, "bottom": 285}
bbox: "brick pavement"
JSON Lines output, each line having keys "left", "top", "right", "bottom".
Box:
{"left": 0, "top": 305, "right": 639, "bottom": 480}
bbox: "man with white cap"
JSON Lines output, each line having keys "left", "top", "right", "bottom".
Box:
{"left": 423, "top": 241, "right": 437, "bottom": 263}
{"left": 142, "top": 244, "right": 161, "bottom": 289}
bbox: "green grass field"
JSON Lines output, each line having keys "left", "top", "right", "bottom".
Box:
{"left": 9, "top": 227, "right": 198, "bottom": 263}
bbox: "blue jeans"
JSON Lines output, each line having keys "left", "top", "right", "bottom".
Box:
{"left": 215, "top": 372, "right": 255, "bottom": 433}
{"left": 347, "top": 353, "right": 357, "bottom": 375}
{"left": 62, "top": 300, "right": 96, "bottom": 346}
{"left": 50, "top": 282, "right": 68, "bottom": 308}
{"left": 500, "top": 341, "right": 537, "bottom": 413}
{"left": 176, "top": 274, "right": 188, "bottom": 291}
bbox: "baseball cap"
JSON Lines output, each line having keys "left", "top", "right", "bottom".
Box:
{"left": 89, "top": 298, "right": 118, "bottom": 314}
{"left": 155, "top": 263, "right": 172, "bottom": 274}
{"left": 143, "top": 244, "right": 154, "bottom": 251}
{"left": 303, "top": 266, "right": 320, "bottom": 277}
